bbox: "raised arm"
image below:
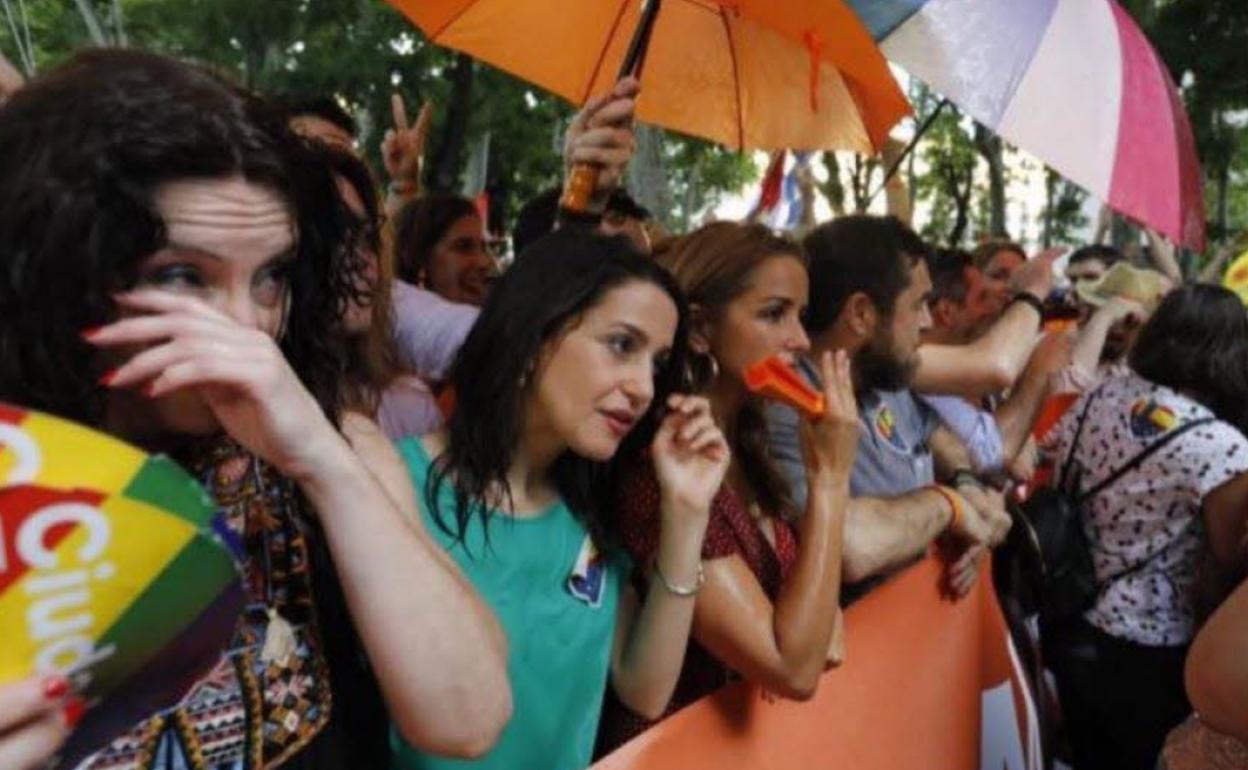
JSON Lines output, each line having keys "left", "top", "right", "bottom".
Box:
{"left": 914, "top": 250, "right": 1060, "bottom": 397}
{"left": 1186, "top": 576, "right": 1248, "bottom": 743}
{"left": 610, "top": 396, "right": 729, "bottom": 719}
{"left": 994, "top": 330, "right": 1073, "bottom": 459}
{"left": 1071, "top": 298, "right": 1142, "bottom": 378}
{"left": 91, "top": 291, "right": 512, "bottom": 759}
{"left": 688, "top": 352, "right": 856, "bottom": 699}
{"left": 1185, "top": 471, "right": 1248, "bottom": 742}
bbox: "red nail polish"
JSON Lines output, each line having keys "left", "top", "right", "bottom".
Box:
{"left": 63, "top": 697, "right": 86, "bottom": 728}
{"left": 43, "top": 675, "right": 70, "bottom": 700}
{"left": 80, "top": 326, "right": 103, "bottom": 340}
{"left": 98, "top": 369, "right": 117, "bottom": 386}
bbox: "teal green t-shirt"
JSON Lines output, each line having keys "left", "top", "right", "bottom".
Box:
{"left": 392, "top": 438, "right": 625, "bottom": 770}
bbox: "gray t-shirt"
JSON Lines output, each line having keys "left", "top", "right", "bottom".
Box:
{"left": 850, "top": 388, "right": 939, "bottom": 497}
{"left": 764, "top": 358, "right": 938, "bottom": 507}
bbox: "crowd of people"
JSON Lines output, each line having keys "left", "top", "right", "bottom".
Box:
{"left": 0, "top": 47, "right": 1246, "bottom": 770}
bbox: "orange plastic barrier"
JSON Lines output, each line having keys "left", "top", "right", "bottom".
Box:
{"left": 1031, "top": 392, "right": 1080, "bottom": 440}
{"left": 593, "top": 554, "right": 1041, "bottom": 770}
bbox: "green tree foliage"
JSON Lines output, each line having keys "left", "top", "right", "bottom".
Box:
{"left": 1, "top": 0, "right": 758, "bottom": 235}
{"left": 912, "top": 102, "right": 976, "bottom": 248}
{"left": 1146, "top": 0, "right": 1248, "bottom": 246}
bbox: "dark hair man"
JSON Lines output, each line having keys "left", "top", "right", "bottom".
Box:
{"left": 768, "top": 216, "right": 1011, "bottom": 599}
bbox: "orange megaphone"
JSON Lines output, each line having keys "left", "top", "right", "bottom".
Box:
{"left": 744, "top": 356, "right": 824, "bottom": 420}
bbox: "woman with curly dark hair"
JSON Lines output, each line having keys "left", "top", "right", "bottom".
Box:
{"left": 0, "top": 49, "right": 509, "bottom": 770}
{"left": 312, "top": 143, "right": 442, "bottom": 440}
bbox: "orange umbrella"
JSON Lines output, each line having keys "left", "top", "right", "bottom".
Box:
{"left": 387, "top": 0, "right": 909, "bottom": 154}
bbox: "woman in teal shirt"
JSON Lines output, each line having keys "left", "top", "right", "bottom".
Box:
{"left": 392, "top": 229, "right": 730, "bottom": 770}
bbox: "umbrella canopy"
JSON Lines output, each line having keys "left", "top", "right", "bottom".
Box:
{"left": 848, "top": 0, "right": 1206, "bottom": 251}
{"left": 389, "top": 0, "right": 910, "bottom": 153}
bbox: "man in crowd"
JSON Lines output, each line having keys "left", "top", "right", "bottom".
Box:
{"left": 513, "top": 186, "right": 654, "bottom": 256}
{"left": 1050, "top": 260, "right": 1168, "bottom": 396}
{"left": 1064, "top": 244, "right": 1124, "bottom": 285}
{"left": 921, "top": 249, "right": 1071, "bottom": 482}
{"left": 767, "top": 215, "right": 1012, "bottom": 600}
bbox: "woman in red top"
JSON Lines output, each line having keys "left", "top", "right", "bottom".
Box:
{"left": 597, "top": 222, "right": 859, "bottom": 753}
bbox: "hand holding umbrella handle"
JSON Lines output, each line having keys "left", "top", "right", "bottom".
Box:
{"left": 559, "top": 78, "right": 640, "bottom": 215}
{"left": 560, "top": 0, "right": 660, "bottom": 214}
{"left": 560, "top": 165, "right": 600, "bottom": 213}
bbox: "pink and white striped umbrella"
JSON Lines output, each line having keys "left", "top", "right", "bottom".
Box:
{"left": 850, "top": 0, "right": 1206, "bottom": 251}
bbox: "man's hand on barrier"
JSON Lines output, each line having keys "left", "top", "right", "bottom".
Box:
{"left": 948, "top": 544, "right": 985, "bottom": 598}
{"left": 957, "top": 483, "right": 1011, "bottom": 547}
{"left": 942, "top": 486, "right": 994, "bottom": 548}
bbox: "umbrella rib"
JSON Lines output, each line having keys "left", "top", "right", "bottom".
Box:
{"left": 430, "top": 0, "right": 485, "bottom": 40}
{"left": 582, "top": 0, "right": 633, "bottom": 105}
{"left": 719, "top": 9, "right": 744, "bottom": 151}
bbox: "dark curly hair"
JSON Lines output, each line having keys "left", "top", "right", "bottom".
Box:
{"left": 429, "top": 229, "right": 689, "bottom": 551}
{"left": 0, "top": 49, "right": 367, "bottom": 429}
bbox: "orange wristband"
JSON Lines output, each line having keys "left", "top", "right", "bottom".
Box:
{"left": 928, "top": 484, "right": 962, "bottom": 532}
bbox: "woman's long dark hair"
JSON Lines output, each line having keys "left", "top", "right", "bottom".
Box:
{"left": 429, "top": 228, "right": 689, "bottom": 550}
{"left": 311, "top": 142, "right": 404, "bottom": 415}
{"left": 1130, "top": 283, "right": 1248, "bottom": 434}
{"left": 0, "top": 49, "right": 367, "bottom": 427}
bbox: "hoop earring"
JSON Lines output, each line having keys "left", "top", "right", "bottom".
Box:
{"left": 683, "top": 351, "right": 720, "bottom": 393}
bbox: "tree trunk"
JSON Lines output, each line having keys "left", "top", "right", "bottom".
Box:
{"left": 819, "top": 151, "right": 846, "bottom": 217}
{"left": 944, "top": 164, "right": 973, "bottom": 247}
{"left": 881, "top": 138, "right": 912, "bottom": 225}
{"left": 110, "top": 0, "right": 128, "bottom": 46}
{"left": 1042, "top": 168, "right": 1055, "bottom": 248}
{"left": 796, "top": 156, "right": 817, "bottom": 231}
{"left": 485, "top": 141, "right": 508, "bottom": 236}
{"left": 681, "top": 155, "right": 703, "bottom": 232}
{"left": 72, "top": 0, "right": 110, "bottom": 45}
{"left": 974, "top": 123, "right": 1007, "bottom": 237}
{"left": 1215, "top": 155, "right": 1230, "bottom": 239}
{"left": 429, "top": 53, "right": 475, "bottom": 194}
{"left": 850, "top": 154, "right": 876, "bottom": 213}
{"left": 628, "top": 124, "right": 673, "bottom": 228}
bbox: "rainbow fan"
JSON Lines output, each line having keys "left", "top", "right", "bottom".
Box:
{"left": 0, "top": 402, "right": 244, "bottom": 767}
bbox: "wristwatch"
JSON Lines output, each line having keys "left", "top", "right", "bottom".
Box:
{"left": 950, "top": 468, "right": 982, "bottom": 490}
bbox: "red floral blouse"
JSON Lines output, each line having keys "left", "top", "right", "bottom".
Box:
{"left": 595, "top": 457, "right": 799, "bottom": 756}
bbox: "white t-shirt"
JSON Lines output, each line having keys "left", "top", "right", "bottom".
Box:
{"left": 377, "top": 376, "right": 443, "bottom": 442}
{"left": 1044, "top": 370, "right": 1248, "bottom": 645}
{"left": 391, "top": 280, "right": 478, "bottom": 381}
